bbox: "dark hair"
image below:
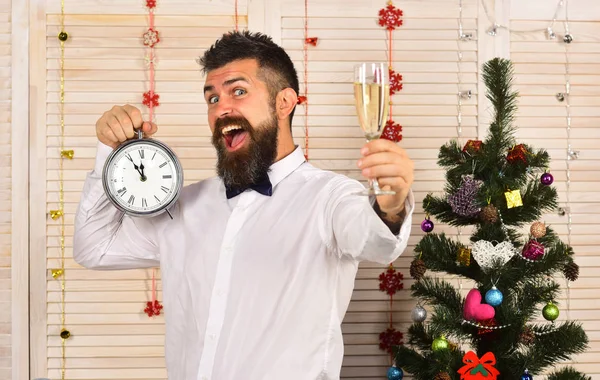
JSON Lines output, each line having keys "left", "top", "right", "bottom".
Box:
{"left": 199, "top": 31, "right": 300, "bottom": 127}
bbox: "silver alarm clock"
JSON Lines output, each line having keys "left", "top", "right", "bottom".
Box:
{"left": 102, "top": 129, "right": 183, "bottom": 218}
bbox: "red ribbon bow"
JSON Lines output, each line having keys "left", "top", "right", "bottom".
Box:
{"left": 457, "top": 351, "right": 499, "bottom": 380}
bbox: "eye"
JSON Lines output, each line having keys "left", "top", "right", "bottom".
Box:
{"left": 233, "top": 88, "right": 246, "bottom": 96}
{"left": 208, "top": 95, "right": 219, "bottom": 104}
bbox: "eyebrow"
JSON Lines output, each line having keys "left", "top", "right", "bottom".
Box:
{"left": 203, "top": 77, "right": 249, "bottom": 94}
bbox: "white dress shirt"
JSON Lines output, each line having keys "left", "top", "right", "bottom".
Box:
{"left": 73, "top": 142, "right": 414, "bottom": 380}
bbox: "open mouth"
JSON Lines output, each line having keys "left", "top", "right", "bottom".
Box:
{"left": 222, "top": 125, "right": 249, "bottom": 151}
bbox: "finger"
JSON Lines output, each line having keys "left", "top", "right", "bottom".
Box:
{"left": 102, "top": 128, "right": 120, "bottom": 148}
{"left": 361, "top": 138, "right": 403, "bottom": 156}
{"left": 143, "top": 122, "right": 158, "bottom": 136}
{"left": 112, "top": 107, "right": 136, "bottom": 139}
{"left": 361, "top": 163, "right": 411, "bottom": 180}
{"left": 106, "top": 115, "right": 128, "bottom": 142}
{"left": 377, "top": 176, "right": 411, "bottom": 192}
{"left": 358, "top": 152, "right": 404, "bottom": 169}
{"left": 122, "top": 104, "right": 144, "bottom": 131}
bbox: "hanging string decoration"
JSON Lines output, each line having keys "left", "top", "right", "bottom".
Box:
{"left": 378, "top": 0, "right": 404, "bottom": 143}
{"left": 378, "top": 264, "right": 404, "bottom": 360}
{"left": 142, "top": 0, "right": 163, "bottom": 317}
{"left": 48, "top": 0, "right": 73, "bottom": 378}
{"left": 300, "top": 0, "right": 317, "bottom": 161}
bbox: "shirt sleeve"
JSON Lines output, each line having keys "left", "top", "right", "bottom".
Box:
{"left": 320, "top": 176, "right": 414, "bottom": 264}
{"left": 72, "top": 141, "right": 161, "bottom": 270}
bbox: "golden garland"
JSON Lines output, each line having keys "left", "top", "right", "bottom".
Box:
{"left": 49, "top": 0, "right": 72, "bottom": 378}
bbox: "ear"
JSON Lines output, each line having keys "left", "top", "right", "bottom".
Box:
{"left": 275, "top": 88, "right": 298, "bottom": 121}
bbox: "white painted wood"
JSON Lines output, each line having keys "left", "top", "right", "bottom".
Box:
{"left": 11, "top": 0, "right": 30, "bottom": 378}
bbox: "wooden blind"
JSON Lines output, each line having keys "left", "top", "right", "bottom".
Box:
{"left": 0, "top": 0, "right": 11, "bottom": 377}
{"left": 25, "top": 0, "right": 600, "bottom": 379}
{"left": 281, "top": 0, "right": 479, "bottom": 377}
{"left": 510, "top": 19, "right": 600, "bottom": 376}
{"left": 43, "top": 7, "right": 247, "bottom": 379}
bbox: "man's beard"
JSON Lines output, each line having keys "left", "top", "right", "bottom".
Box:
{"left": 212, "top": 114, "right": 279, "bottom": 190}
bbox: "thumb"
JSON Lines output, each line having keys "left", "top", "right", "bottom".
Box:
{"left": 142, "top": 122, "right": 158, "bottom": 136}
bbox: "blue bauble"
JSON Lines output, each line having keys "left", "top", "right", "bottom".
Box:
{"left": 485, "top": 286, "right": 503, "bottom": 306}
{"left": 521, "top": 369, "right": 533, "bottom": 380}
{"left": 387, "top": 366, "right": 404, "bottom": 380}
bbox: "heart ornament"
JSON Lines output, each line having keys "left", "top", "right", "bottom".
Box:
{"left": 472, "top": 240, "right": 516, "bottom": 271}
{"left": 463, "top": 289, "right": 495, "bottom": 322}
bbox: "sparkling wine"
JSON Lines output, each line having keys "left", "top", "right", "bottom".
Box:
{"left": 353, "top": 82, "right": 390, "bottom": 140}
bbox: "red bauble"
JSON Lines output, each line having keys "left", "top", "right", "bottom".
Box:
{"left": 381, "top": 120, "right": 403, "bottom": 142}
{"left": 378, "top": 327, "right": 404, "bottom": 354}
{"left": 144, "top": 300, "right": 163, "bottom": 317}
{"left": 378, "top": 264, "right": 404, "bottom": 296}
{"left": 507, "top": 144, "right": 528, "bottom": 164}
{"left": 389, "top": 68, "right": 403, "bottom": 95}
{"left": 143, "top": 91, "right": 160, "bottom": 108}
{"left": 378, "top": 3, "right": 404, "bottom": 31}
{"left": 297, "top": 95, "right": 307, "bottom": 105}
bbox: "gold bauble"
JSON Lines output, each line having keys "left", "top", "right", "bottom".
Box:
{"left": 530, "top": 221, "right": 546, "bottom": 238}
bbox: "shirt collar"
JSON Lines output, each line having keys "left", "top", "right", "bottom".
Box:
{"left": 267, "top": 145, "right": 306, "bottom": 189}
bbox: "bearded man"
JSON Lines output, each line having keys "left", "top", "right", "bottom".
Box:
{"left": 73, "top": 31, "right": 415, "bottom": 380}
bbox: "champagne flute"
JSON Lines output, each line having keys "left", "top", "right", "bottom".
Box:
{"left": 353, "top": 62, "right": 395, "bottom": 196}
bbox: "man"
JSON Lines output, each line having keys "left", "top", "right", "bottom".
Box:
{"left": 73, "top": 31, "right": 414, "bottom": 380}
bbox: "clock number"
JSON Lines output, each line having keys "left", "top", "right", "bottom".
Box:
{"left": 152, "top": 151, "right": 157, "bottom": 160}
{"left": 139, "top": 150, "right": 145, "bottom": 159}
{"left": 128, "top": 195, "right": 135, "bottom": 205}
{"left": 154, "top": 195, "right": 161, "bottom": 203}
{"left": 163, "top": 175, "right": 172, "bottom": 179}
{"left": 159, "top": 162, "right": 168, "bottom": 168}
{"left": 118, "top": 187, "right": 127, "bottom": 196}
{"left": 142, "top": 198, "right": 148, "bottom": 208}
{"left": 161, "top": 186, "right": 169, "bottom": 193}
{"left": 125, "top": 153, "right": 133, "bottom": 162}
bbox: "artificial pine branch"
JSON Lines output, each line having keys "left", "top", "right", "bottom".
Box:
{"left": 547, "top": 366, "right": 592, "bottom": 380}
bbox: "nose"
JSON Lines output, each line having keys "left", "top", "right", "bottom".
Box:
{"left": 214, "top": 95, "right": 233, "bottom": 119}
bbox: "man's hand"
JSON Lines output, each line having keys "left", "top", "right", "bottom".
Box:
{"left": 95, "top": 104, "right": 158, "bottom": 149}
{"left": 357, "top": 139, "right": 414, "bottom": 225}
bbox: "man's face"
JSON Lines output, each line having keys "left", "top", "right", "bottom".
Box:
{"left": 203, "top": 59, "right": 279, "bottom": 189}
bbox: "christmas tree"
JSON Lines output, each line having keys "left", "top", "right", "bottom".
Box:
{"left": 392, "top": 58, "right": 590, "bottom": 380}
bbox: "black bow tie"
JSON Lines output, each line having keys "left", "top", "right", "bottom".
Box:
{"left": 225, "top": 175, "right": 273, "bottom": 199}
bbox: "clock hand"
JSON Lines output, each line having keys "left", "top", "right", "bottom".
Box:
{"left": 125, "top": 155, "right": 146, "bottom": 180}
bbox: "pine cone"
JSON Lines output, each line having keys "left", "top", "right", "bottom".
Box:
{"left": 563, "top": 261, "right": 580, "bottom": 282}
{"left": 520, "top": 327, "right": 535, "bottom": 345}
{"left": 480, "top": 204, "right": 498, "bottom": 223}
{"left": 409, "top": 259, "right": 426, "bottom": 280}
{"left": 434, "top": 372, "right": 451, "bottom": 380}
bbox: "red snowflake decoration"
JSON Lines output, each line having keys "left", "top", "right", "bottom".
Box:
{"left": 305, "top": 37, "right": 318, "bottom": 46}
{"left": 477, "top": 318, "right": 498, "bottom": 335}
{"left": 146, "top": 0, "right": 156, "bottom": 9}
{"left": 143, "top": 28, "right": 160, "bottom": 48}
{"left": 297, "top": 95, "right": 307, "bottom": 105}
{"left": 379, "top": 327, "right": 404, "bottom": 354}
{"left": 381, "top": 119, "right": 403, "bottom": 142}
{"left": 378, "top": 3, "right": 404, "bottom": 31}
{"left": 144, "top": 300, "right": 163, "bottom": 317}
{"left": 143, "top": 91, "right": 160, "bottom": 108}
{"left": 378, "top": 264, "right": 404, "bottom": 296}
{"left": 389, "top": 68, "right": 403, "bottom": 95}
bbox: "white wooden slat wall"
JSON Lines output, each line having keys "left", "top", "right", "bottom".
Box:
{"left": 509, "top": 19, "right": 600, "bottom": 376}
{"left": 280, "top": 1, "right": 480, "bottom": 378}
{"left": 0, "top": 0, "right": 11, "bottom": 378}
{"left": 18, "top": 0, "right": 600, "bottom": 379}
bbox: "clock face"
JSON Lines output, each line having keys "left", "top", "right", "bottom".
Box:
{"left": 105, "top": 141, "right": 181, "bottom": 215}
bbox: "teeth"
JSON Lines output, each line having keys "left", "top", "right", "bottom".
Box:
{"left": 222, "top": 125, "right": 243, "bottom": 135}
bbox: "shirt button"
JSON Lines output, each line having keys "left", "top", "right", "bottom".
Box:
{"left": 210, "top": 333, "right": 216, "bottom": 340}
{"left": 202, "top": 376, "right": 208, "bottom": 380}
